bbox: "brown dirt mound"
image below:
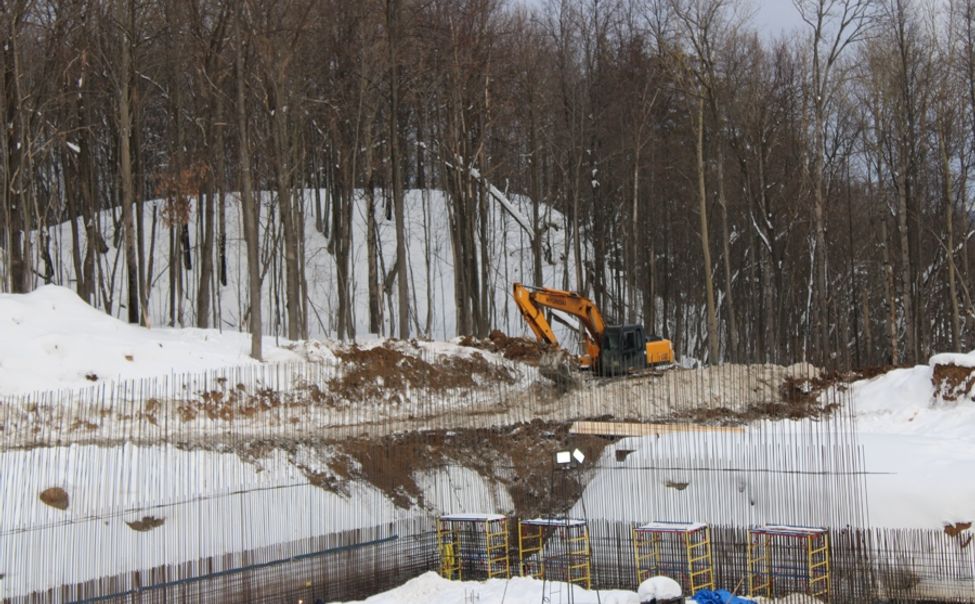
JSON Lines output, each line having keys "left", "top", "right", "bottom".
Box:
{"left": 39, "top": 487, "right": 69, "bottom": 510}
{"left": 932, "top": 363, "right": 975, "bottom": 402}
{"left": 328, "top": 341, "right": 516, "bottom": 404}
{"left": 323, "top": 421, "right": 614, "bottom": 518}
{"left": 459, "top": 330, "right": 549, "bottom": 365}
{"left": 945, "top": 521, "right": 972, "bottom": 537}
{"left": 126, "top": 516, "right": 165, "bottom": 532}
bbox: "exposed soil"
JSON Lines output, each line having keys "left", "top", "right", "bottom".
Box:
{"left": 126, "top": 516, "right": 165, "bottom": 532}
{"left": 39, "top": 487, "right": 69, "bottom": 510}
{"left": 931, "top": 363, "right": 975, "bottom": 402}
{"left": 318, "top": 421, "right": 615, "bottom": 518}
{"left": 944, "top": 521, "right": 972, "bottom": 537}
{"left": 458, "top": 330, "right": 550, "bottom": 365}
{"left": 328, "top": 341, "right": 517, "bottom": 405}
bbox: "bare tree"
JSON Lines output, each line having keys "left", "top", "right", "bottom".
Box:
{"left": 794, "top": 0, "right": 875, "bottom": 363}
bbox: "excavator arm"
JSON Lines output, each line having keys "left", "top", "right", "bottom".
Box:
{"left": 513, "top": 282, "right": 675, "bottom": 374}
{"left": 512, "top": 283, "right": 605, "bottom": 368}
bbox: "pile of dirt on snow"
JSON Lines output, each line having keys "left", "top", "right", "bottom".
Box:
{"left": 39, "top": 487, "right": 69, "bottom": 510}
{"left": 931, "top": 362, "right": 975, "bottom": 402}
{"left": 328, "top": 341, "right": 517, "bottom": 404}
{"left": 458, "top": 330, "right": 549, "bottom": 365}
{"left": 278, "top": 421, "right": 615, "bottom": 517}
{"left": 126, "top": 516, "right": 165, "bottom": 532}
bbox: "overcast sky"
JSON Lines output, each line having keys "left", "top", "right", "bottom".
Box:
{"left": 749, "top": 0, "right": 806, "bottom": 38}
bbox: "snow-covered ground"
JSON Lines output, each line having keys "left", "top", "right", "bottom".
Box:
{"left": 335, "top": 572, "right": 641, "bottom": 604}
{"left": 334, "top": 571, "right": 819, "bottom": 604}
{"left": 0, "top": 285, "right": 305, "bottom": 395}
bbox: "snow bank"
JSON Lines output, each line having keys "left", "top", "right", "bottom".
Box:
{"left": 0, "top": 285, "right": 302, "bottom": 395}
{"left": 333, "top": 571, "right": 640, "bottom": 604}
{"left": 37, "top": 189, "right": 575, "bottom": 345}
{"left": 929, "top": 352, "right": 975, "bottom": 369}
{"left": 335, "top": 572, "right": 842, "bottom": 604}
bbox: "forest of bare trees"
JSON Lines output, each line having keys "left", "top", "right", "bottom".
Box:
{"left": 1, "top": 0, "right": 974, "bottom": 368}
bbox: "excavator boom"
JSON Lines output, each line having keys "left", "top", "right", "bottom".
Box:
{"left": 512, "top": 283, "right": 605, "bottom": 369}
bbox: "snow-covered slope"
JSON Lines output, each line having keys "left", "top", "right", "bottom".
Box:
{"left": 0, "top": 285, "right": 304, "bottom": 395}
{"left": 37, "top": 189, "right": 574, "bottom": 344}
{"left": 846, "top": 354, "right": 975, "bottom": 528}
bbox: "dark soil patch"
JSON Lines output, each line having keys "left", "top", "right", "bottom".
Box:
{"left": 945, "top": 521, "right": 972, "bottom": 537}
{"left": 328, "top": 341, "right": 517, "bottom": 405}
{"left": 459, "top": 330, "right": 549, "bottom": 365}
{"left": 126, "top": 516, "right": 165, "bottom": 532}
{"left": 39, "top": 487, "right": 69, "bottom": 510}
{"left": 324, "top": 421, "right": 615, "bottom": 518}
{"left": 675, "top": 397, "right": 840, "bottom": 424}
{"left": 932, "top": 363, "right": 975, "bottom": 402}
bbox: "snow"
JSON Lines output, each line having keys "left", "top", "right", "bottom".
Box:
{"left": 35, "top": 188, "right": 576, "bottom": 346}
{"left": 0, "top": 443, "right": 405, "bottom": 596}
{"left": 637, "top": 521, "right": 708, "bottom": 533}
{"left": 569, "top": 419, "right": 868, "bottom": 530}
{"left": 638, "top": 576, "right": 682, "bottom": 600}
{"left": 836, "top": 351, "right": 975, "bottom": 528}
{"left": 564, "top": 346, "right": 975, "bottom": 531}
{"left": 335, "top": 572, "right": 829, "bottom": 604}
{"left": 440, "top": 513, "right": 506, "bottom": 522}
{"left": 0, "top": 285, "right": 302, "bottom": 395}
{"left": 334, "top": 571, "right": 641, "bottom": 604}
{"left": 929, "top": 352, "right": 975, "bottom": 368}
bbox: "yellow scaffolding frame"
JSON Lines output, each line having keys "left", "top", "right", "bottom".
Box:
{"left": 747, "top": 525, "right": 831, "bottom": 601}
{"left": 632, "top": 521, "right": 715, "bottom": 594}
{"left": 518, "top": 518, "right": 592, "bottom": 589}
{"left": 437, "top": 513, "right": 511, "bottom": 580}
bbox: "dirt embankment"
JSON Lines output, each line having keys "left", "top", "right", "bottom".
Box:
{"left": 329, "top": 341, "right": 517, "bottom": 402}
{"left": 931, "top": 363, "right": 975, "bottom": 402}
{"left": 458, "top": 330, "right": 549, "bottom": 365}
{"left": 239, "top": 422, "right": 615, "bottom": 519}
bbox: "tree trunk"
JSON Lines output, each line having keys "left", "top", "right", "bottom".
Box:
{"left": 939, "top": 128, "right": 961, "bottom": 351}
{"left": 117, "top": 0, "right": 140, "bottom": 325}
{"left": 695, "top": 97, "right": 720, "bottom": 364}
{"left": 715, "top": 140, "right": 738, "bottom": 361}
{"left": 387, "top": 0, "right": 410, "bottom": 340}
{"left": 881, "top": 217, "right": 899, "bottom": 364}
{"left": 895, "top": 160, "right": 916, "bottom": 364}
{"left": 235, "top": 6, "right": 262, "bottom": 360}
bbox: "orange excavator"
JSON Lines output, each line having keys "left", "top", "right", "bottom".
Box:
{"left": 512, "top": 282, "right": 675, "bottom": 376}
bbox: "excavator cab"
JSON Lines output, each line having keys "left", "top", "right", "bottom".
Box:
{"left": 597, "top": 325, "right": 648, "bottom": 376}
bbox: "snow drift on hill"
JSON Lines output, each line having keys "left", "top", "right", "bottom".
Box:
{"left": 37, "top": 189, "right": 575, "bottom": 344}
{"left": 0, "top": 285, "right": 304, "bottom": 395}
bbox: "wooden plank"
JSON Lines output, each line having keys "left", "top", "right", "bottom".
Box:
{"left": 569, "top": 420, "right": 744, "bottom": 437}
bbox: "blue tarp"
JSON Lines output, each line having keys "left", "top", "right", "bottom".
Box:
{"left": 692, "top": 589, "right": 756, "bottom": 604}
